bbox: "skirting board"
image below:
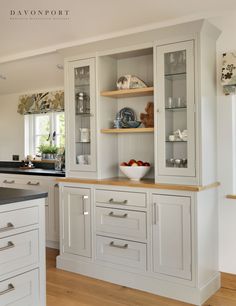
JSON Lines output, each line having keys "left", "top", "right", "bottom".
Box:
{"left": 46, "top": 240, "right": 59, "bottom": 249}
{"left": 57, "top": 255, "right": 220, "bottom": 305}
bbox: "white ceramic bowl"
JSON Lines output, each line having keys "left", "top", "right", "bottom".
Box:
{"left": 120, "top": 166, "right": 151, "bottom": 181}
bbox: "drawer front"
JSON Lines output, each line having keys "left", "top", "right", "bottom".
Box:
{"left": 96, "top": 189, "right": 146, "bottom": 207}
{"left": 0, "top": 269, "right": 39, "bottom": 306}
{"left": 0, "top": 207, "right": 39, "bottom": 235}
{"left": 96, "top": 207, "right": 146, "bottom": 240}
{"left": 96, "top": 235, "right": 147, "bottom": 271}
{"left": 0, "top": 178, "right": 26, "bottom": 188}
{"left": 0, "top": 177, "right": 48, "bottom": 191}
{"left": 0, "top": 230, "right": 38, "bottom": 277}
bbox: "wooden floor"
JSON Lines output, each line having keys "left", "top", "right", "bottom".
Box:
{"left": 46, "top": 248, "right": 236, "bottom": 306}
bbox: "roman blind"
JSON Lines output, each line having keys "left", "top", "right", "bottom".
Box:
{"left": 17, "top": 90, "right": 64, "bottom": 115}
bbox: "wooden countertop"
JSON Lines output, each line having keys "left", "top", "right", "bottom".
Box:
{"left": 57, "top": 177, "right": 220, "bottom": 192}
{"left": 226, "top": 194, "right": 236, "bottom": 199}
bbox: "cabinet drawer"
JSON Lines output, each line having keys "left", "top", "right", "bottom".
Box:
{"left": 0, "top": 177, "right": 49, "bottom": 194}
{"left": 96, "top": 189, "right": 146, "bottom": 207}
{"left": 96, "top": 235, "right": 147, "bottom": 271}
{"left": 0, "top": 230, "right": 38, "bottom": 278}
{"left": 0, "top": 269, "right": 39, "bottom": 306}
{"left": 96, "top": 207, "right": 146, "bottom": 240}
{"left": 0, "top": 206, "right": 39, "bottom": 235}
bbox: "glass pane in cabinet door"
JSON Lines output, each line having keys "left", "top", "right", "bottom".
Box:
{"left": 164, "top": 50, "right": 188, "bottom": 169}
{"left": 74, "top": 65, "right": 91, "bottom": 166}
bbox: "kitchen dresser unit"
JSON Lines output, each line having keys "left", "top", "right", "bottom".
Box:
{"left": 0, "top": 188, "right": 46, "bottom": 306}
{"left": 59, "top": 19, "right": 220, "bottom": 305}
{"left": 0, "top": 173, "right": 59, "bottom": 249}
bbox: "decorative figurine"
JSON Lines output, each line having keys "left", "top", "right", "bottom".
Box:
{"left": 140, "top": 102, "right": 154, "bottom": 127}
{"left": 116, "top": 75, "right": 148, "bottom": 90}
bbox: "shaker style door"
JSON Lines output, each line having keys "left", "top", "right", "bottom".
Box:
{"left": 152, "top": 194, "right": 191, "bottom": 280}
{"left": 156, "top": 40, "right": 195, "bottom": 178}
{"left": 67, "top": 58, "right": 96, "bottom": 172}
{"left": 62, "top": 187, "right": 91, "bottom": 258}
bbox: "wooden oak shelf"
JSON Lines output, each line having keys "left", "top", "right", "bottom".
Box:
{"left": 101, "top": 128, "right": 154, "bottom": 134}
{"left": 226, "top": 194, "right": 236, "bottom": 200}
{"left": 100, "top": 87, "right": 154, "bottom": 98}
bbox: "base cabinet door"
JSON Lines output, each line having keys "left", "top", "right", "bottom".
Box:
{"left": 152, "top": 194, "right": 191, "bottom": 280}
{"left": 62, "top": 187, "right": 91, "bottom": 258}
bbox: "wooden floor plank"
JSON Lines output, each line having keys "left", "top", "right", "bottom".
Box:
{"left": 46, "top": 248, "right": 236, "bottom": 306}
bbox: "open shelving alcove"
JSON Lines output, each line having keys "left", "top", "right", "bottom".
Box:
{"left": 97, "top": 47, "right": 155, "bottom": 179}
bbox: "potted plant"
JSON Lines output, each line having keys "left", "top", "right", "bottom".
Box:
{"left": 38, "top": 144, "right": 58, "bottom": 160}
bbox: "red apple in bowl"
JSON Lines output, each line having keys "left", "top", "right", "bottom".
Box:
{"left": 120, "top": 160, "right": 151, "bottom": 180}
{"left": 128, "top": 159, "right": 137, "bottom": 166}
{"left": 137, "top": 160, "right": 144, "bottom": 166}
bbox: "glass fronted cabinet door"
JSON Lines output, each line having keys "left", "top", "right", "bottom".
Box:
{"left": 156, "top": 40, "right": 195, "bottom": 178}
{"left": 67, "top": 58, "right": 96, "bottom": 172}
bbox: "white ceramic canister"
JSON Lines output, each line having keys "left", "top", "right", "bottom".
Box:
{"left": 79, "top": 128, "right": 90, "bottom": 142}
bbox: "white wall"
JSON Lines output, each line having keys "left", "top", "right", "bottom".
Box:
{"left": 0, "top": 93, "right": 24, "bottom": 161}
{"left": 0, "top": 86, "right": 64, "bottom": 161}
{"left": 209, "top": 12, "right": 236, "bottom": 273}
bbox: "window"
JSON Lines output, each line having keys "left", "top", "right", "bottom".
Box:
{"left": 25, "top": 112, "right": 65, "bottom": 156}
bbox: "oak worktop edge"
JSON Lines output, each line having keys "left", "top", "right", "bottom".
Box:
{"left": 56, "top": 177, "right": 220, "bottom": 192}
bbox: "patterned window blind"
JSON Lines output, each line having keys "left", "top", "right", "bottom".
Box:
{"left": 17, "top": 90, "right": 64, "bottom": 115}
{"left": 221, "top": 52, "right": 236, "bottom": 95}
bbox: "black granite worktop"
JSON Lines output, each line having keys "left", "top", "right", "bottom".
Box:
{"left": 0, "top": 167, "right": 65, "bottom": 177}
{"left": 0, "top": 187, "right": 48, "bottom": 205}
{"left": 0, "top": 161, "right": 65, "bottom": 177}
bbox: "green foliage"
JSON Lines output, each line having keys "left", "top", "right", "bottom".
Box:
{"left": 38, "top": 144, "right": 58, "bottom": 154}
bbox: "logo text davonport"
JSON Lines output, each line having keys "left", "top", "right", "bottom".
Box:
{"left": 10, "top": 9, "right": 70, "bottom": 17}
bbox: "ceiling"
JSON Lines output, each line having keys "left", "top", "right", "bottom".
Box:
{"left": 0, "top": 0, "right": 236, "bottom": 94}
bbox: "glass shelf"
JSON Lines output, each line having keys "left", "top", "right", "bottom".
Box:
{"left": 76, "top": 112, "right": 92, "bottom": 116}
{"left": 76, "top": 141, "right": 91, "bottom": 144}
{"left": 165, "top": 107, "right": 187, "bottom": 111}
{"left": 166, "top": 140, "right": 187, "bottom": 143}
{"left": 75, "top": 83, "right": 90, "bottom": 87}
{"left": 165, "top": 72, "right": 186, "bottom": 81}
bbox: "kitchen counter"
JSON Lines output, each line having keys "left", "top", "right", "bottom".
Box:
{"left": 57, "top": 177, "right": 220, "bottom": 192}
{"left": 0, "top": 187, "right": 47, "bottom": 205}
{"left": 0, "top": 167, "right": 65, "bottom": 177}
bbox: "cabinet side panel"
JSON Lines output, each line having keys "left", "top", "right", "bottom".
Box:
{"left": 97, "top": 56, "right": 119, "bottom": 178}
{"left": 199, "top": 32, "right": 217, "bottom": 185}
{"left": 196, "top": 188, "right": 219, "bottom": 287}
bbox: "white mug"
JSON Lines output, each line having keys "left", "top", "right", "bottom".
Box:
{"left": 76, "top": 155, "right": 87, "bottom": 165}
{"left": 169, "top": 135, "right": 175, "bottom": 141}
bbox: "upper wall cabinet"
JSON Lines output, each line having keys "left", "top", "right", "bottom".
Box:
{"left": 64, "top": 20, "right": 220, "bottom": 185}
{"left": 156, "top": 40, "right": 196, "bottom": 182}
{"left": 65, "top": 58, "right": 97, "bottom": 177}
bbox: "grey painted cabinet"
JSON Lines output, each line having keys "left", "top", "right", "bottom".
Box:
{"left": 62, "top": 186, "right": 92, "bottom": 258}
